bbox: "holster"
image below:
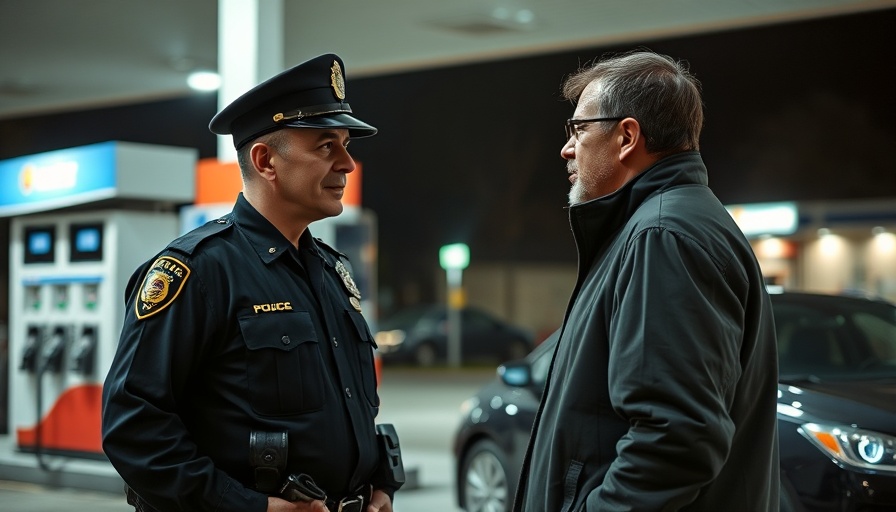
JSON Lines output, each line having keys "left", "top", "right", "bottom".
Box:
{"left": 279, "top": 472, "right": 327, "bottom": 502}
{"left": 374, "top": 423, "right": 406, "bottom": 489}
{"left": 249, "top": 431, "right": 288, "bottom": 494}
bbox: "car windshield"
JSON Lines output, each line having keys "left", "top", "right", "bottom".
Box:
{"left": 773, "top": 294, "right": 896, "bottom": 381}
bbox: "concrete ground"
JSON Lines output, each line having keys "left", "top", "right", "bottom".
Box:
{"left": 0, "top": 366, "right": 498, "bottom": 511}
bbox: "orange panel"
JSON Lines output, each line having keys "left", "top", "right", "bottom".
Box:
{"left": 194, "top": 158, "right": 362, "bottom": 207}
{"left": 17, "top": 384, "right": 103, "bottom": 454}
{"left": 194, "top": 158, "right": 242, "bottom": 205}
{"left": 345, "top": 161, "right": 361, "bottom": 207}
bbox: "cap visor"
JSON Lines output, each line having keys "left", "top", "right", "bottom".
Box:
{"left": 284, "top": 113, "right": 377, "bottom": 138}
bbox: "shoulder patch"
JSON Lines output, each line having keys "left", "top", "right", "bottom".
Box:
{"left": 135, "top": 256, "right": 191, "bottom": 320}
{"left": 169, "top": 215, "right": 233, "bottom": 255}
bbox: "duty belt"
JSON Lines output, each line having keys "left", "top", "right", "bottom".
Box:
{"left": 325, "top": 486, "right": 370, "bottom": 512}
{"left": 326, "top": 493, "right": 370, "bottom": 512}
{"left": 280, "top": 473, "right": 371, "bottom": 512}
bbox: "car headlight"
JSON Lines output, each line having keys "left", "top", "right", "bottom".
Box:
{"left": 374, "top": 329, "right": 406, "bottom": 349}
{"left": 459, "top": 396, "right": 479, "bottom": 417}
{"left": 799, "top": 423, "right": 896, "bottom": 473}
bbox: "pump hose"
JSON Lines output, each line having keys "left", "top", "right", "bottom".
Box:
{"left": 34, "top": 332, "right": 62, "bottom": 472}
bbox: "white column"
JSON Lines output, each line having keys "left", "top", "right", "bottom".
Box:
{"left": 216, "top": 0, "right": 285, "bottom": 162}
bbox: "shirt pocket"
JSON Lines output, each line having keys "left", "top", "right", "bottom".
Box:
{"left": 346, "top": 310, "right": 380, "bottom": 408}
{"left": 239, "top": 310, "right": 324, "bottom": 416}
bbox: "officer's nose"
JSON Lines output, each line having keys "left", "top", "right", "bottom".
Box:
{"left": 335, "top": 145, "right": 356, "bottom": 174}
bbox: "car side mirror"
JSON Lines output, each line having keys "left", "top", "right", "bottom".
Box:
{"left": 499, "top": 361, "right": 532, "bottom": 387}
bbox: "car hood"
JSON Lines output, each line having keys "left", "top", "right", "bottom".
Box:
{"left": 777, "top": 378, "right": 896, "bottom": 433}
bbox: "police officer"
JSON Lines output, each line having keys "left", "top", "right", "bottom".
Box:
{"left": 102, "top": 54, "right": 400, "bottom": 512}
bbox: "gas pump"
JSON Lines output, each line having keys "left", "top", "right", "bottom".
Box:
{"left": 71, "top": 325, "right": 98, "bottom": 376}
{"left": 9, "top": 212, "right": 183, "bottom": 465}
{"left": 18, "top": 325, "right": 43, "bottom": 373}
{"left": 0, "top": 141, "right": 195, "bottom": 490}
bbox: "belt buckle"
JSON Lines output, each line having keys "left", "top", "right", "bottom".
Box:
{"left": 336, "top": 494, "right": 364, "bottom": 512}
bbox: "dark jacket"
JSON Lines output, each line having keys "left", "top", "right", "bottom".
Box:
{"left": 515, "top": 152, "right": 780, "bottom": 511}
{"left": 102, "top": 193, "right": 389, "bottom": 511}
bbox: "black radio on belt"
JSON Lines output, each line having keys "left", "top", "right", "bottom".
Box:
{"left": 249, "top": 430, "right": 288, "bottom": 494}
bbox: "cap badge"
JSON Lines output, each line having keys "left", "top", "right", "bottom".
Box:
{"left": 330, "top": 60, "right": 346, "bottom": 100}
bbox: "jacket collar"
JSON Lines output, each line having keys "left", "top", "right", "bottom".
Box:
{"left": 568, "top": 151, "right": 708, "bottom": 261}
{"left": 231, "top": 192, "right": 322, "bottom": 264}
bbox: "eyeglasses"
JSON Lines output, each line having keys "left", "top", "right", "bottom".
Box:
{"left": 564, "top": 116, "right": 625, "bottom": 141}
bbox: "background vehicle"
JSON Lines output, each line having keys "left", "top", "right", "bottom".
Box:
{"left": 453, "top": 292, "right": 896, "bottom": 512}
{"left": 374, "top": 304, "right": 534, "bottom": 367}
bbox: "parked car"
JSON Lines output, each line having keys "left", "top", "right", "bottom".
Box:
{"left": 453, "top": 291, "right": 896, "bottom": 512}
{"left": 374, "top": 304, "right": 534, "bottom": 366}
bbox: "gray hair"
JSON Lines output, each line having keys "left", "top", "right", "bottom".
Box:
{"left": 236, "top": 129, "right": 291, "bottom": 180}
{"left": 562, "top": 50, "right": 704, "bottom": 154}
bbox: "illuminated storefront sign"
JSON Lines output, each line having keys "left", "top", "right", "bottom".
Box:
{"left": 726, "top": 202, "right": 798, "bottom": 237}
{"left": 0, "top": 142, "right": 117, "bottom": 216}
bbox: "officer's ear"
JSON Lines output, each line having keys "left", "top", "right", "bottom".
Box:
{"left": 248, "top": 141, "right": 278, "bottom": 182}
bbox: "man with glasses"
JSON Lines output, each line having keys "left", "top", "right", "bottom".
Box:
{"left": 513, "top": 50, "right": 780, "bottom": 511}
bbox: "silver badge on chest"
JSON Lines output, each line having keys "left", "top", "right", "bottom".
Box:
{"left": 335, "top": 261, "right": 362, "bottom": 311}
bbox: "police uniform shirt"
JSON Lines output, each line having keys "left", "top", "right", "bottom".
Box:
{"left": 102, "top": 193, "right": 382, "bottom": 512}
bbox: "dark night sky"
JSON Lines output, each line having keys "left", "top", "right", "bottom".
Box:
{"left": 1, "top": 8, "right": 894, "bottom": 310}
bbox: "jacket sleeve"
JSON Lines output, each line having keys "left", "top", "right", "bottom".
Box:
{"left": 589, "top": 227, "right": 744, "bottom": 511}
{"left": 101, "top": 252, "right": 268, "bottom": 512}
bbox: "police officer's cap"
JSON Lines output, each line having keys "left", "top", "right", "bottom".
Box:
{"left": 209, "top": 53, "right": 377, "bottom": 150}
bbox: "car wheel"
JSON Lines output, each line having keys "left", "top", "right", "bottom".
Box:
{"left": 460, "top": 439, "right": 511, "bottom": 512}
{"left": 415, "top": 342, "right": 438, "bottom": 367}
{"left": 505, "top": 339, "right": 530, "bottom": 361}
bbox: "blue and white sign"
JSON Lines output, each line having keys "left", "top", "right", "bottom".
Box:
{"left": 0, "top": 141, "right": 117, "bottom": 216}
{"left": 0, "top": 141, "right": 197, "bottom": 217}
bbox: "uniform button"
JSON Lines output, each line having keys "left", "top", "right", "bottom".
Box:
{"left": 269, "top": 247, "right": 277, "bottom": 254}
{"left": 281, "top": 336, "right": 291, "bottom": 345}
{"left": 345, "top": 387, "right": 352, "bottom": 398}
{"left": 332, "top": 337, "right": 338, "bottom": 347}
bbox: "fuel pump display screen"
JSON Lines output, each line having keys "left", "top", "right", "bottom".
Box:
{"left": 23, "top": 225, "right": 56, "bottom": 264}
{"left": 69, "top": 222, "right": 104, "bottom": 261}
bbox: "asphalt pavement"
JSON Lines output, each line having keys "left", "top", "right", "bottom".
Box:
{"left": 0, "top": 366, "right": 498, "bottom": 511}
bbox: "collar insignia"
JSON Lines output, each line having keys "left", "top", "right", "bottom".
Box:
{"left": 136, "top": 256, "right": 191, "bottom": 320}
{"left": 335, "top": 260, "right": 362, "bottom": 312}
{"left": 330, "top": 60, "right": 346, "bottom": 100}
